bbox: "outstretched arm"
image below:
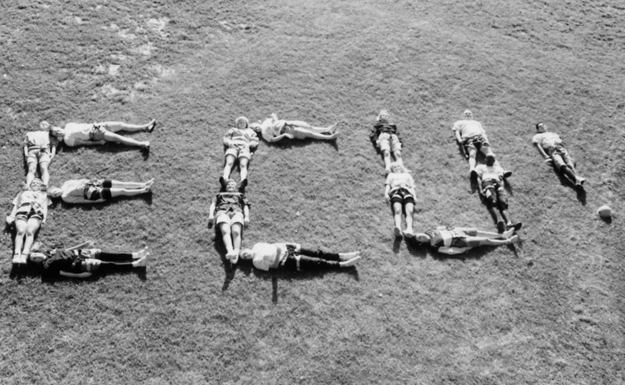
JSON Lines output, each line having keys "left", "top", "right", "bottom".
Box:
{"left": 243, "top": 205, "right": 250, "bottom": 227}
{"left": 65, "top": 241, "right": 94, "bottom": 251}
{"left": 6, "top": 194, "right": 20, "bottom": 225}
{"left": 270, "top": 134, "right": 290, "bottom": 142}
{"left": 208, "top": 199, "right": 216, "bottom": 227}
{"left": 534, "top": 143, "right": 550, "bottom": 161}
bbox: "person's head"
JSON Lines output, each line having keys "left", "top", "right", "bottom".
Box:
{"left": 235, "top": 116, "right": 249, "bottom": 129}
{"left": 49, "top": 124, "right": 64, "bottom": 140}
{"left": 30, "top": 178, "right": 44, "bottom": 191}
{"left": 239, "top": 248, "right": 254, "bottom": 260}
{"left": 226, "top": 179, "right": 238, "bottom": 192}
{"left": 29, "top": 252, "right": 48, "bottom": 263}
{"left": 535, "top": 122, "right": 547, "bottom": 133}
{"left": 389, "top": 162, "right": 405, "bottom": 174}
{"left": 415, "top": 233, "right": 431, "bottom": 244}
{"left": 48, "top": 187, "right": 63, "bottom": 198}
{"left": 40, "top": 120, "right": 51, "bottom": 131}
{"left": 463, "top": 109, "right": 473, "bottom": 120}
{"left": 249, "top": 122, "right": 262, "bottom": 134}
{"left": 377, "top": 109, "right": 390, "bottom": 123}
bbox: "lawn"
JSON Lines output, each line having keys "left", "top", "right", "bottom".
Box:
{"left": 1, "top": 0, "right": 623, "bottom": 384}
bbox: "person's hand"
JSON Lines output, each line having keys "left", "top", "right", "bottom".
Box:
{"left": 384, "top": 195, "right": 390, "bottom": 204}
{"left": 208, "top": 217, "right": 214, "bottom": 228}
{"left": 544, "top": 157, "right": 553, "bottom": 165}
{"left": 244, "top": 217, "right": 250, "bottom": 228}
{"left": 86, "top": 240, "right": 95, "bottom": 248}
{"left": 6, "top": 215, "right": 15, "bottom": 226}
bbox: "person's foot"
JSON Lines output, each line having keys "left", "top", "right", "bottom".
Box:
{"left": 134, "top": 246, "right": 149, "bottom": 259}
{"left": 133, "top": 254, "right": 148, "bottom": 268}
{"left": 339, "top": 251, "right": 360, "bottom": 261}
{"left": 225, "top": 251, "right": 238, "bottom": 264}
{"left": 393, "top": 226, "right": 403, "bottom": 238}
{"left": 145, "top": 178, "right": 155, "bottom": 189}
{"left": 507, "top": 222, "right": 523, "bottom": 232}
{"left": 497, "top": 220, "right": 505, "bottom": 234}
{"left": 339, "top": 256, "right": 361, "bottom": 267}
{"left": 327, "top": 123, "right": 338, "bottom": 133}
{"left": 141, "top": 142, "right": 150, "bottom": 150}
{"left": 145, "top": 119, "right": 157, "bottom": 133}
{"left": 12, "top": 253, "right": 22, "bottom": 265}
{"left": 230, "top": 250, "right": 240, "bottom": 265}
{"left": 403, "top": 228, "right": 415, "bottom": 239}
{"left": 575, "top": 177, "right": 586, "bottom": 187}
{"left": 385, "top": 167, "right": 391, "bottom": 175}
{"left": 502, "top": 170, "right": 512, "bottom": 179}
{"left": 509, "top": 235, "right": 520, "bottom": 244}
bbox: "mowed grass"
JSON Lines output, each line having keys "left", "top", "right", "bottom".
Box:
{"left": 1, "top": 0, "right": 624, "bottom": 384}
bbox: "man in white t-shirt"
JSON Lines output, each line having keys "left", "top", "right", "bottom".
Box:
{"left": 532, "top": 122, "right": 585, "bottom": 188}
{"left": 452, "top": 110, "right": 497, "bottom": 177}
{"left": 239, "top": 242, "right": 360, "bottom": 271}
{"left": 48, "top": 119, "right": 155, "bottom": 149}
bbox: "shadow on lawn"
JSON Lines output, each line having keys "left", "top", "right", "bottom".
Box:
{"left": 60, "top": 141, "right": 150, "bottom": 160}
{"left": 552, "top": 166, "right": 586, "bottom": 205}
{"left": 262, "top": 137, "right": 339, "bottom": 152}
{"left": 404, "top": 236, "right": 520, "bottom": 261}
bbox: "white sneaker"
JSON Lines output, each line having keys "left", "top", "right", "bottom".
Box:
{"left": 12, "top": 253, "right": 21, "bottom": 265}
{"left": 393, "top": 226, "right": 402, "bottom": 238}
{"left": 340, "top": 256, "right": 361, "bottom": 267}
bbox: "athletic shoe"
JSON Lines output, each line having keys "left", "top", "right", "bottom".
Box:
{"left": 393, "top": 226, "right": 402, "bottom": 238}
{"left": 497, "top": 221, "right": 505, "bottom": 234}
{"left": 340, "top": 256, "right": 361, "bottom": 267}
{"left": 403, "top": 229, "right": 415, "bottom": 239}
{"left": 146, "top": 119, "right": 157, "bottom": 133}
{"left": 134, "top": 255, "right": 148, "bottom": 268}
{"left": 576, "top": 177, "right": 586, "bottom": 187}
{"left": 12, "top": 253, "right": 21, "bottom": 265}
{"left": 509, "top": 235, "right": 520, "bottom": 244}
{"left": 507, "top": 222, "right": 523, "bottom": 232}
{"left": 503, "top": 170, "right": 512, "bottom": 179}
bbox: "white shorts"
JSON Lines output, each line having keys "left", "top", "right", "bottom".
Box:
{"left": 225, "top": 145, "right": 251, "bottom": 160}
{"left": 216, "top": 211, "right": 244, "bottom": 226}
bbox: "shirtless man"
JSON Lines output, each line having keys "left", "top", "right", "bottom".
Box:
{"left": 415, "top": 225, "right": 519, "bottom": 255}
{"left": 48, "top": 119, "right": 155, "bottom": 149}
{"left": 532, "top": 122, "right": 585, "bottom": 188}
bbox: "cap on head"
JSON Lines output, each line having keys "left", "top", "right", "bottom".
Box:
{"left": 235, "top": 116, "right": 249, "bottom": 128}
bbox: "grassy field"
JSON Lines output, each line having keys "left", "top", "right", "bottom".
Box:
{"left": 1, "top": 0, "right": 624, "bottom": 384}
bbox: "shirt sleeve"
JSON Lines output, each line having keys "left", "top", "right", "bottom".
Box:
{"left": 451, "top": 121, "right": 459, "bottom": 132}
{"left": 531, "top": 134, "right": 541, "bottom": 144}
{"left": 223, "top": 128, "right": 234, "bottom": 145}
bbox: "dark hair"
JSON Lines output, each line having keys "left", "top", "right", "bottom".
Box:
{"left": 535, "top": 122, "right": 544, "bottom": 130}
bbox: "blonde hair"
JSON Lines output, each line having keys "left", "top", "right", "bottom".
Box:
{"left": 376, "top": 109, "right": 389, "bottom": 122}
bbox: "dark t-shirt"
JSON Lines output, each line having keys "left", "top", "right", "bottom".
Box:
{"left": 370, "top": 122, "right": 402, "bottom": 146}
{"left": 215, "top": 177, "right": 249, "bottom": 213}
{"left": 43, "top": 250, "right": 84, "bottom": 277}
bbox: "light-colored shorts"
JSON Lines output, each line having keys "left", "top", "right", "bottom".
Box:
{"left": 549, "top": 146, "right": 574, "bottom": 169}
{"left": 27, "top": 148, "right": 51, "bottom": 166}
{"left": 225, "top": 145, "right": 251, "bottom": 160}
{"left": 89, "top": 125, "right": 108, "bottom": 141}
{"left": 377, "top": 132, "right": 401, "bottom": 152}
{"left": 215, "top": 210, "right": 244, "bottom": 226}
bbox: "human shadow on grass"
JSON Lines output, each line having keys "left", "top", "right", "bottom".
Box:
{"left": 60, "top": 142, "right": 150, "bottom": 160}
{"left": 551, "top": 168, "right": 586, "bottom": 205}
{"left": 263, "top": 137, "right": 339, "bottom": 152}
{"left": 54, "top": 192, "right": 153, "bottom": 211}
{"left": 405, "top": 234, "right": 520, "bottom": 261}
{"left": 4, "top": 223, "right": 42, "bottom": 279}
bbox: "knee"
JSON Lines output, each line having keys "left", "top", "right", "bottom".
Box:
{"left": 393, "top": 205, "right": 403, "bottom": 216}
{"left": 16, "top": 228, "right": 26, "bottom": 237}
{"left": 27, "top": 163, "right": 37, "bottom": 173}
{"left": 239, "top": 161, "right": 248, "bottom": 170}
{"left": 498, "top": 199, "right": 509, "bottom": 211}
{"left": 231, "top": 226, "right": 241, "bottom": 238}
{"left": 393, "top": 150, "right": 402, "bottom": 159}
{"left": 25, "top": 228, "right": 37, "bottom": 236}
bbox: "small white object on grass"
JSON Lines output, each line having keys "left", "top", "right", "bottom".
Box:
{"left": 597, "top": 205, "right": 612, "bottom": 218}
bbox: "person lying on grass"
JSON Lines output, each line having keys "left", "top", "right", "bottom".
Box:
{"left": 250, "top": 113, "right": 338, "bottom": 143}
{"left": 452, "top": 109, "right": 501, "bottom": 178}
{"left": 415, "top": 225, "right": 520, "bottom": 255}
{"left": 47, "top": 178, "right": 154, "bottom": 204}
{"left": 223, "top": 116, "right": 259, "bottom": 182}
{"left": 474, "top": 160, "right": 523, "bottom": 233}
{"left": 23, "top": 121, "right": 60, "bottom": 186}
{"left": 370, "top": 109, "right": 403, "bottom": 174}
{"left": 6, "top": 178, "right": 49, "bottom": 266}
{"left": 384, "top": 162, "right": 416, "bottom": 239}
{"left": 208, "top": 178, "right": 250, "bottom": 263}
{"left": 29, "top": 241, "right": 148, "bottom": 279}
{"left": 47, "top": 118, "right": 156, "bottom": 150}
{"left": 239, "top": 242, "right": 360, "bottom": 271}
{"left": 532, "top": 122, "right": 585, "bottom": 188}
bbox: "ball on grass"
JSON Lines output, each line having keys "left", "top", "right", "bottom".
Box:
{"left": 597, "top": 205, "right": 612, "bottom": 218}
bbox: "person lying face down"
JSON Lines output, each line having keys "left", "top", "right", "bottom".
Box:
{"left": 239, "top": 242, "right": 360, "bottom": 271}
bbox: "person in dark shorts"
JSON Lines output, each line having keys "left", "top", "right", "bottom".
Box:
{"left": 415, "top": 225, "right": 519, "bottom": 255}
{"left": 6, "top": 178, "right": 49, "bottom": 266}
{"left": 239, "top": 242, "right": 360, "bottom": 271}
{"left": 208, "top": 178, "right": 250, "bottom": 263}
{"left": 47, "top": 178, "right": 154, "bottom": 204}
{"left": 47, "top": 119, "right": 155, "bottom": 149}
{"left": 474, "top": 161, "right": 522, "bottom": 233}
{"left": 29, "top": 241, "right": 148, "bottom": 279}
{"left": 370, "top": 109, "right": 403, "bottom": 173}
{"left": 384, "top": 163, "right": 416, "bottom": 238}
{"left": 532, "top": 122, "right": 585, "bottom": 188}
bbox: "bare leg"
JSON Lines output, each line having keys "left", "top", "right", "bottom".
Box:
{"left": 392, "top": 202, "right": 403, "bottom": 237}
{"left": 404, "top": 202, "right": 415, "bottom": 236}
{"left": 22, "top": 217, "right": 41, "bottom": 256}
{"left": 14, "top": 219, "right": 27, "bottom": 256}
{"left": 231, "top": 223, "right": 243, "bottom": 256}
{"left": 476, "top": 236, "right": 519, "bottom": 247}
{"left": 239, "top": 157, "right": 249, "bottom": 181}
{"left": 223, "top": 154, "right": 236, "bottom": 180}
{"left": 103, "top": 131, "right": 149, "bottom": 148}
{"left": 392, "top": 150, "right": 403, "bottom": 166}
{"left": 292, "top": 128, "right": 338, "bottom": 141}
{"left": 110, "top": 180, "right": 150, "bottom": 189}
{"left": 109, "top": 187, "right": 151, "bottom": 198}
{"left": 468, "top": 148, "right": 477, "bottom": 172}
{"left": 219, "top": 223, "right": 235, "bottom": 255}
{"left": 287, "top": 121, "right": 337, "bottom": 133}
{"left": 382, "top": 150, "right": 392, "bottom": 172}
{"left": 26, "top": 163, "right": 37, "bottom": 186}
{"left": 472, "top": 228, "right": 514, "bottom": 239}
{"left": 102, "top": 120, "right": 153, "bottom": 133}
{"left": 40, "top": 162, "right": 50, "bottom": 186}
